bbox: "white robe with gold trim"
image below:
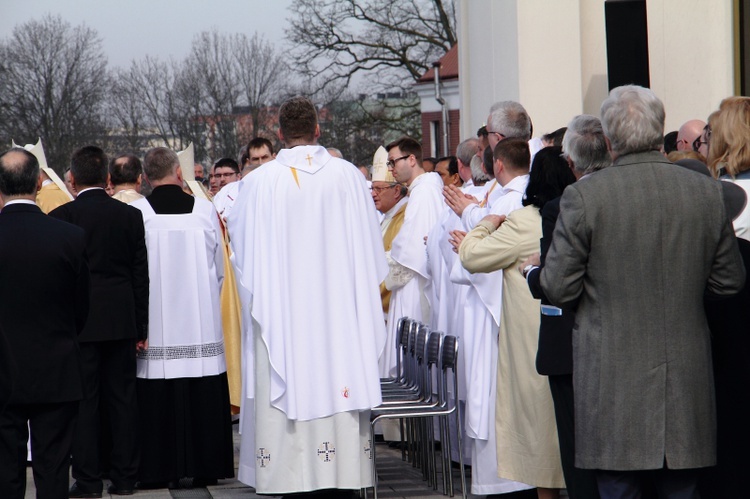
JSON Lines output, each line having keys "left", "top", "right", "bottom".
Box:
{"left": 229, "top": 145, "right": 386, "bottom": 493}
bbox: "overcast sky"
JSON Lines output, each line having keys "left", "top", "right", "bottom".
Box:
{"left": 1, "top": 0, "right": 294, "bottom": 68}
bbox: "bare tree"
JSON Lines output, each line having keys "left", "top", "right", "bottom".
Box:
{"left": 0, "top": 15, "right": 109, "bottom": 173}
{"left": 287, "top": 0, "right": 456, "bottom": 93}
{"left": 108, "top": 67, "right": 150, "bottom": 154}
{"left": 318, "top": 87, "right": 421, "bottom": 166}
{"left": 184, "top": 30, "right": 243, "bottom": 160}
{"left": 110, "top": 56, "right": 208, "bottom": 160}
{"left": 234, "top": 33, "right": 288, "bottom": 141}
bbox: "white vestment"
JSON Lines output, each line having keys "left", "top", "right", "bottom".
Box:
{"left": 381, "top": 172, "right": 443, "bottom": 377}
{"left": 458, "top": 175, "right": 532, "bottom": 494}
{"left": 212, "top": 180, "right": 240, "bottom": 223}
{"left": 228, "top": 145, "right": 386, "bottom": 493}
{"left": 131, "top": 196, "right": 226, "bottom": 379}
{"left": 460, "top": 179, "right": 505, "bottom": 229}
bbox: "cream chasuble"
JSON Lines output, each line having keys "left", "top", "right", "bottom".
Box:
{"left": 228, "top": 145, "right": 386, "bottom": 493}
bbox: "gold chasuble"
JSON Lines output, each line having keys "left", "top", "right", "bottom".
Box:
{"left": 380, "top": 203, "right": 407, "bottom": 314}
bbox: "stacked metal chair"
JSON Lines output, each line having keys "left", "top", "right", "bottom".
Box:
{"left": 368, "top": 317, "right": 467, "bottom": 499}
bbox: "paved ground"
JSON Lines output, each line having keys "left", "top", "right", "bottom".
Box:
{"left": 24, "top": 426, "right": 478, "bottom": 498}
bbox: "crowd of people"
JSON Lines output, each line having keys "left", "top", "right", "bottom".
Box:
{"left": 0, "top": 86, "right": 747, "bottom": 499}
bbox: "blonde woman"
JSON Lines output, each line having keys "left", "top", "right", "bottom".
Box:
{"left": 707, "top": 97, "right": 750, "bottom": 240}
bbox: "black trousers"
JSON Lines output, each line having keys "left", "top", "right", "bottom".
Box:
{"left": 71, "top": 339, "right": 139, "bottom": 491}
{"left": 548, "top": 374, "right": 600, "bottom": 499}
{"left": 0, "top": 400, "right": 78, "bottom": 499}
{"left": 596, "top": 467, "right": 700, "bottom": 499}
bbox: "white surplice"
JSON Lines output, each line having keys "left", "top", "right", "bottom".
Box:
{"left": 228, "top": 145, "right": 386, "bottom": 493}
{"left": 457, "top": 174, "right": 533, "bottom": 495}
{"left": 131, "top": 196, "right": 226, "bottom": 379}
{"left": 381, "top": 172, "right": 443, "bottom": 377}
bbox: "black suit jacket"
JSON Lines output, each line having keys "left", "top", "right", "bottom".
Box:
{"left": 50, "top": 188, "right": 148, "bottom": 342}
{"left": 0, "top": 203, "right": 89, "bottom": 404}
{"left": 527, "top": 196, "right": 576, "bottom": 375}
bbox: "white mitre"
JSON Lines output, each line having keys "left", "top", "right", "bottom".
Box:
{"left": 176, "top": 142, "right": 209, "bottom": 200}
{"left": 11, "top": 138, "right": 73, "bottom": 200}
{"left": 371, "top": 145, "right": 396, "bottom": 183}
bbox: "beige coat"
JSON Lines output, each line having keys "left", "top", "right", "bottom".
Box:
{"left": 460, "top": 205, "right": 564, "bottom": 488}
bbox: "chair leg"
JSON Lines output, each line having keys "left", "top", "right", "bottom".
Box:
{"left": 455, "top": 407, "right": 467, "bottom": 499}
{"left": 440, "top": 415, "right": 452, "bottom": 495}
{"left": 369, "top": 423, "right": 378, "bottom": 499}
{"left": 399, "top": 417, "right": 406, "bottom": 462}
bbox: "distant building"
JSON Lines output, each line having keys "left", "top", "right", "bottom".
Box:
{"left": 414, "top": 45, "right": 460, "bottom": 158}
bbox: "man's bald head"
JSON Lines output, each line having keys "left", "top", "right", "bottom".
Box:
{"left": 0, "top": 148, "right": 40, "bottom": 196}
{"left": 676, "top": 119, "right": 706, "bottom": 151}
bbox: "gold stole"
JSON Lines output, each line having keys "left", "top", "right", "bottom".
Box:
{"left": 380, "top": 202, "right": 408, "bottom": 314}
{"left": 218, "top": 218, "right": 243, "bottom": 409}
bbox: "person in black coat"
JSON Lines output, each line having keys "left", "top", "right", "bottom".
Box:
{"left": 521, "top": 116, "right": 610, "bottom": 499}
{"left": 0, "top": 148, "right": 90, "bottom": 499}
{"left": 50, "top": 145, "right": 148, "bottom": 497}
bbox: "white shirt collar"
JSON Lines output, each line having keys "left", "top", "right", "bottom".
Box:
{"left": 77, "top": 187, "right": 105, "bottom": 196}
{"left": 5, "top": 199, "right": 37, "bottom": 206}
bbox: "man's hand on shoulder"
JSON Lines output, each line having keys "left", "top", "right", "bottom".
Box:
{"left": 480, "top": 214, "right": 506, "bottom": 230}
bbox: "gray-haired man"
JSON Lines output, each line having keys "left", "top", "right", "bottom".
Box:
{"left": 542, "top": 86, "right": 745, "bottom": 498}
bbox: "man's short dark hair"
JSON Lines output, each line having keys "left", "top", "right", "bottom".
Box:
{"left": 71, "top": 145, "right": 108, "bottom": 187}
{"left": 493, "top": 138, "right": 530, "bottom": 172}
{"left": 213, "top": 157, "right": 240, "bottom": 173}
{"left": 438, "top": 156, "right": 459, "bottom": 176}
{"left": 385, "top": 137, "right": 423, "bottom": 165}
{"left": 279, "top": 96, "right": 318, "bottom": 143}
{"left": 143, "top": 147, "right": 179, "bottom": 182}
{"left": 246, "top": 137, "right": 274, "bottom": 156}
{"left": 109, "top": 154, "right": 142, "bottom": 185}
{"left": 0, "top": 148, "right": 40, "bottom": 196}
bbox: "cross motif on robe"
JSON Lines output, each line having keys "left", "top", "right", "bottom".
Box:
{"left": 305, "top": 154, "right": 313, "bottom": 166}
{"left": 317, "top": 441, "right": 336, "bottom": 462}
{"left": 257, "top": 447, "right": 271, "bottom": 468}
{"left": 364, "top": 439, "right": 372, "bottom": 459}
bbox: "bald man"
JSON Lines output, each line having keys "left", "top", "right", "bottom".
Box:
{"left": 676, "top": 119, "right": 706, "bottom": 151}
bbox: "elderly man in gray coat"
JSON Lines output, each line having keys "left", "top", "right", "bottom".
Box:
{"left": 541, "top": 85, "right": 745, "bottom": 499}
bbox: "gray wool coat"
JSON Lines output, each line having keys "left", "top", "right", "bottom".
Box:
{"left": 541, "top": 151, "right": 745, "bottom": 471}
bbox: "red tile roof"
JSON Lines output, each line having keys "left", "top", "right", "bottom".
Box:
{"left": 418, "top": 45, "right": 458, "bottom": 83}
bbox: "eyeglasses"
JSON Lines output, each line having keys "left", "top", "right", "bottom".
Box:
{"left": 370, "top": 184, "right": 399, "bottom": 193}
{"left": 213, "top": 172, "right": 238, "bottom": 179}
{"left": 386, "top": 155, "right": 410, "bottom": 168}
{"left": 692, "top": 126, "right": 711, "bottom": 152}
{"left": 486, "top": 131, "right": 506, "bottom": 141}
